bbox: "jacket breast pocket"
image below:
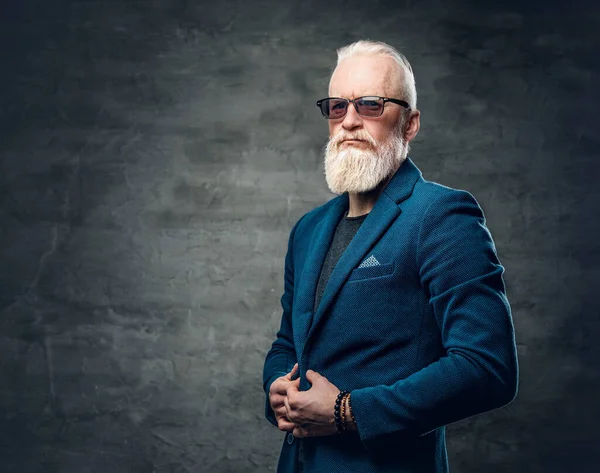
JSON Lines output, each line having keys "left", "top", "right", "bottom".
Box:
{"left": 347, "top": 262, "right": 395, "bottom": 282}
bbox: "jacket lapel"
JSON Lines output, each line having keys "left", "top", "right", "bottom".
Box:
{"left": 293, "top": 194, "right": 348, "bottom": 354}
{"left": 302, "top": 157, "right": 423, "bottom": 351}
{"left": 305, "top": 194, "right": 401, "bottom": 345}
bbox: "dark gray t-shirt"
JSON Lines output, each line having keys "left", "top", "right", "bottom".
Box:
{"left": 313, "top": 212, "right": 368, "bottom": 313}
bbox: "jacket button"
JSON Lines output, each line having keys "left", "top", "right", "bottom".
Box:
{"left": 287, "top": 433, "right": 294, "bottom": 444}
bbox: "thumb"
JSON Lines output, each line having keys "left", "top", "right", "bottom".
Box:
{"left": 285, "top": 363, "right": 299, "bottom": 380}
{"left": 305, "top": 369, "right": 322, "bottom": 384}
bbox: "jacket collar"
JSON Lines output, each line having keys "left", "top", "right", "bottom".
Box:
{"left": 381, "top": 156, "right": 423, "bottom": 204}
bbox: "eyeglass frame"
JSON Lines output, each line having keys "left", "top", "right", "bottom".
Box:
{"left": 315, "top": 95, "right": 412, "bottom": 119}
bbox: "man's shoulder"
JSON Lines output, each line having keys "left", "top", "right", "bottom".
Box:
{"left": 413, "top": 176, "right": 481, "bottom": 209}
{"left": 412, "top": 177, "right": 488, "bottom": 233}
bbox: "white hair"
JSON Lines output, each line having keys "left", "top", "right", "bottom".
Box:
{"left": 332, "top": 40, "right": 417, "bottom": 110}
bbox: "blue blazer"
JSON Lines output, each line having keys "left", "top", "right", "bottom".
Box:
{"left": 263, "top": 157, "right": 519, "bottom": 472}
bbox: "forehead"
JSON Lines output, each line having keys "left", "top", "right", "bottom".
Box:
{"left": 329, "top": 55, "right": 402, "bottom": 98}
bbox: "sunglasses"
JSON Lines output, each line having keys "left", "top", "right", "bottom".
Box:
{"left": 316, "top": 96, "right": 411, "bottom": 119}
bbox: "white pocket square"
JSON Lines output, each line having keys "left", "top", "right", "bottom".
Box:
{"left": 358, "top": 255, "right": 380, "bottom": 268}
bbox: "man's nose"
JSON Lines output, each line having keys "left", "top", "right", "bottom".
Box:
{"left": 341, "top": 102, "right": 363, "bottom": 130}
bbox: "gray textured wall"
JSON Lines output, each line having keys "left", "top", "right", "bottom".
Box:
{"left": 0, "top": 0, "right": 598, "bottom": 472}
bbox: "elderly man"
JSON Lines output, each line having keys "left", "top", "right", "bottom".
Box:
{"left": 262, "top": 40, "right": 518, "bottom": 473}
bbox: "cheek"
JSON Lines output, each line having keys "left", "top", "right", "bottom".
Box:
{"left": 364, "top": 123, "right": 389, "bottom": 143}
{"left": 329, "top": 123, "right": 340, "bottom": 137}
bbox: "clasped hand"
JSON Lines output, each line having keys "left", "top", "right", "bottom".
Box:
{"left": 268, "top": 363, "right": 340, "bottom": 438}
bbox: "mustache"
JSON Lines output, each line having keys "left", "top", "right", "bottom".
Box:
{"left": 329, "top": 130, "right": 378, "bottom": 148}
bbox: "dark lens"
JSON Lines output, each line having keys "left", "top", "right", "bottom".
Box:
{"left": 356, "top": 97, "right": 383, "bottom": 116}
{"left": 325, "top": 99, "right": 348, "bottom": 119}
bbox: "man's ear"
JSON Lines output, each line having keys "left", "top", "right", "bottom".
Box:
{"left": 404, "top": 109, "right": 421, "bottom": 143}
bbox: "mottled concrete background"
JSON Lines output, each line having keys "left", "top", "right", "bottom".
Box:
{"left": 0, "top": 0, "right": 598, "bottom": 472}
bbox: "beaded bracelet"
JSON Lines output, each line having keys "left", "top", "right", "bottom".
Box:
{"left": 334, "top": 390, "right": 349, "bottom": 434}
{"left": 341, "top": 393, "right": 347, "bottom": 431}
{"left": 347, "top": 392, "right": 356, "bottom": 428}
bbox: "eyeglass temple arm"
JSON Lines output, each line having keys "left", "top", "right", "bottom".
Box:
{"left": 384, "top": 98, "right": 411, "bottom": 110}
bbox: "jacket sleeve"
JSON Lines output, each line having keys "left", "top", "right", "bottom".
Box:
{"left": 349, "top": 189, "right": 519, "bottom": 449}
{"left": 262, "top": 216, "right": 303, "bottom": 427}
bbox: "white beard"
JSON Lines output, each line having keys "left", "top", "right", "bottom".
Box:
{"left": 324, "top": 128, "right": 409, "bottom": 195}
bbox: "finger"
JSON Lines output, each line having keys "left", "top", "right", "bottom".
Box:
{"left": 283, "top": 393, "right": 292, "bottom": 415}
{"left": 269, "top": 393, "right": 286, "bottom": 410}
{"left": 284, "top": 393, "right": 302, "bottom": 424}
{"left": 274, "top": 406, "right": 288, "bottom": 419}
{"left": 293, "top": 424, "right": 307, "bottom": 438}
{"left": 286, "top": 379, "right": 300, "bottom": 395}
{"left": 270, "top": 378, "right": 286, "bottom": 395}
{"left": 275, "top": 405, "right": 293, "bottom": 423}
{"left": 277, "top": 416, "right": 297, "bottom": 431}
{"left": 278, "top": 419, "right": 297, "bottom": 432}
{"left": 271, "top": 376, "right": 292, "bottom": 395}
